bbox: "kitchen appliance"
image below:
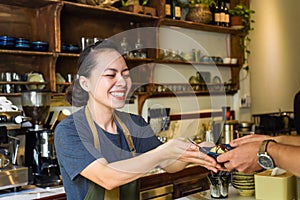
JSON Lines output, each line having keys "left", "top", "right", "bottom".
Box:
{"left": 0, "top": 111, "right": 28, "bottom": 191}
{"left": 213, "top": 120, "right": 238, "bottom": 145}
{"left": 21, "top": 91, "right": 61, "bottom": 187}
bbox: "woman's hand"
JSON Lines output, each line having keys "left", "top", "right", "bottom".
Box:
{"left": 157, "top": 139, "right": 220, "bottom": 173}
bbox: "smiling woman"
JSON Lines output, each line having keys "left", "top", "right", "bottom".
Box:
{"left": 54, "top": 39, "right": 220, "bottom": 200}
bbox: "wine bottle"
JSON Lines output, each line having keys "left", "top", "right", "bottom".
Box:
{"left": 174, "top": 0, "right": 181, "bottom": 20}
{"left": 165, "top": 0, "right": 172, "bottom": 18}
{"left": 210, "top": 2, "right": 216, "bottom": 25}
{"left": 219, "top": 0, "right": 226, "bottom": 26}
{"left": 165, "top": 0, "right": 176, "bottom": 19}
{"left": 214, "top": 0, "right": 221, "bottom": 26}
{"left": 224, "top": 1, "right": 230, "bottom": 27}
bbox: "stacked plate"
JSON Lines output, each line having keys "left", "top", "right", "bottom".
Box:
{"left": 232, "top": 171, "right": 256, "bottom": 197}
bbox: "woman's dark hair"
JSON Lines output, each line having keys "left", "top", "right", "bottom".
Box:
{"left": 65, "top": 39, "right": 121, "bottom": 107}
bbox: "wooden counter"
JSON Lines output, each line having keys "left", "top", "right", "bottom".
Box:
{"left": 141, "top": 165, "right": 209, "bottom": 199}
{"left": 0, "top": 165, "right": 209, "bottom": 200}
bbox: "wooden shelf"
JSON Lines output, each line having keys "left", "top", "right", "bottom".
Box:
{"left": 0, "top": 0, "right": 59, "bottom": 8}
{"left": 0, "top": 0, "right": 246, "bottom": 98}
{"left": 0, "top": 49, "right": 54, "bottom": 56}
{"left": 62, "top": 1, "right": 160, "bottom": 22}
{"left": 0, "top": 81, "right": 48, "bottom": 85}
{"left": 155, "top": 59, "right": 240, "bottom": 67}
{"left": 132, "top": 89, "right": 238, "bottom": 115}
{"left": 58, "top": 52, "right": 80, "bottom": 57}
{"left": 56, "top": 82, "right": 72, "bottom": 86}
{"left": 159, "top": 18, "right": 244, "bottom": 35}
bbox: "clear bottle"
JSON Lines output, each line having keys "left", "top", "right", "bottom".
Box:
{"left": 120, "top": 37, "right": 129, "bottom": 56}
{"left": 134, "top": 38, "right": 143, "bottom": 58}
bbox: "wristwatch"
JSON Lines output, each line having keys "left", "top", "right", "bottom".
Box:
{"left": 257, "top": 139, "right": 277, "bottom": 169}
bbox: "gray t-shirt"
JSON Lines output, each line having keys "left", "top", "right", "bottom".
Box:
{"left": 54, "top": 108, "right": 162, "bottom": 200}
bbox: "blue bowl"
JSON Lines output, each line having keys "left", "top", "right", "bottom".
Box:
{"left": 0, "top": 41, "right": 15, "bottom": 49}
{"left": 32, "top": 41, "right": 49, "bottom": 52}
{"left": 15, "top": 38, "right": 30, "bottom": 50}
{"left": 67, "top": 44, "right": 80, "bottom": 53}
{"left": 0, "top": 36, "right": 15, "bottom": 41}
{"left": 61, "top": 43, "right": 68, "bottom": 52}
{"left": 0, "top": 36, "right": 15, "bottom": 49}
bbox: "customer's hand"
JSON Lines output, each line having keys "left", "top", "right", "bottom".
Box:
{"left": 229, "top": 134, "right": 273, "bottom": 147}
{"left": 217, "top": 141, "right": 262, "bottom": 173}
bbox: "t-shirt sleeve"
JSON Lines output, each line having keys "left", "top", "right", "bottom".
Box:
{"left": 128, "top": 114, "right": 162, "bottom": 153}
{"left": 54, "top": 116, "right": 102, "bottom": 181}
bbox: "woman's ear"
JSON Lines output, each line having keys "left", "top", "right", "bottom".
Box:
{"left": 79, "top": 76, "right": 89, "bottom": 92}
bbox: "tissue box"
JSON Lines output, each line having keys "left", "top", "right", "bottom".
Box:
{"left": 255, "top": 170, "right": 297, "bottom": 200}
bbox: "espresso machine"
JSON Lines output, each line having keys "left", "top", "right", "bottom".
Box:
{"left": 0, "top": 111, "right": 28, "bottom": 191}
{"left": 21, "top": 91, "right": 61, "bottom": 187}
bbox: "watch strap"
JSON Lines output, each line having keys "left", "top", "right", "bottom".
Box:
{"left": 258, "top": 139, "right": 277, "bottom": 154}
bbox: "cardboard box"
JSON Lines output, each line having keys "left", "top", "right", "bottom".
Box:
{"left": 255, "top": 170, "right": 298, "bottom": 200}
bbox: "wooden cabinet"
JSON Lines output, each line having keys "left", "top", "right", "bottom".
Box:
{"left": 0, "top": 1, "right": 59, "bottom": 94}
{"left": 0, "top": 0, "right": 247, "bottom": 101}
{"left": 140, "top": 165, "right": 209, "bottom": 199}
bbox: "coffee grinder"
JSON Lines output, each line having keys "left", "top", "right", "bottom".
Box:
{"left": 21, "top": 91, "right": 61, "bottom": 187}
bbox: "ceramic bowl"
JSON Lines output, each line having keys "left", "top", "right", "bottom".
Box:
{"left": 32, "top": 41, "right": 49, "bottom": 52}
{"left": 15, "top": 38, "right": 30, "bottom": 50}
{"left": 67, "top": 44, "right": 80, "bottom": 53}
{"left": 237, "top": 189, "right": 255, "bottom": 197}
{"left": 0, "top": 36, "right": 15, "bottom": 49}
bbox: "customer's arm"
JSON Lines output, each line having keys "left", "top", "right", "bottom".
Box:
{"left": 267, "top": 142, "right": 300, "bottom": 177}
{"left": 273, "top": 135, "right": 300, "bottom": 146}
{"left": 228, "top": 134, "right": 300, "bottom": 147}
{"left": 217, "top": 134, "right": 300, "bottom": 176}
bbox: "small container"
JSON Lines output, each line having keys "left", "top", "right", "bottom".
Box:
{"left": 61, "top": 43, "right": 68, "bottom": 52}
{"left": 192, "top": 49, "right": 201, "bottom": 62}
{"left": 67, "top": 44, "right": 80, "bottom": 53}
{"left": 15, "top": 38, "right": 30, "bottom": 50}
{"left": 231, "top": 58, "right": 238, "bottom": 64}
{"left": 0, "top": 36, "right": 15, "bottom": 49}
{"left": 31, "top": 41, "right": 49, "bottom": 52}
{"left": 223, "top": 57, "right": 231, "bottom": 64}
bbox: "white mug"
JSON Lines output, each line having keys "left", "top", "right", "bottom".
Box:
{"left": 0, "top": 103, "right": 18, "bottom": 111}
{"left": 0, "top": 97, "right": 11, "bottom": 105}
{"left": 0, "top": 106, "right": 5, "bottom": 112}
{"left": 231, "top": 58, "right": 238, "bottom": 64}
{"left": 223, "top": 57, "right": 231, "bottom": 64}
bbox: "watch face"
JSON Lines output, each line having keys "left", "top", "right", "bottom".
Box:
{"left": 258, "top": 154, "right": 274, "bottom": 169}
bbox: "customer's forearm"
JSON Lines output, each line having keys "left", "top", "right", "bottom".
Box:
{"left": 274, "top": 135, "right": 300, "bottom": 146}
{"left": 268, "top": 142, "right": 300, "bottom": 177}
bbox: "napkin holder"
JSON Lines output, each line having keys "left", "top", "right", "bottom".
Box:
{"left": 254, "top": 169, "right": 297, "bottom": 200}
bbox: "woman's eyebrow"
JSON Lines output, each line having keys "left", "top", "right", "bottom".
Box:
{"left": 104, "top": 68, "right": 129, "bottom": 72}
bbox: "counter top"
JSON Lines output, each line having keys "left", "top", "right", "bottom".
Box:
{"left": 0, "top": 185, "right": 65, "bottom": 200}
{"left": 176, "top": 185, "right": 255, "bottom": 200}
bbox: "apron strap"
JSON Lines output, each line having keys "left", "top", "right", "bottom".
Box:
{"left": 114, "top": 114, "right": 136, "bottom": 157}
{"left": 84, "top": 106, "right": 137, "bottom": 200}
{"left": 85, "top": 106, "right": 100, "bottom": 151}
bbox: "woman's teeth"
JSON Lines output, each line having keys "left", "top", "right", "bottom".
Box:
{"left": 111, "top": 92, "right": 125, "bottom": 97}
